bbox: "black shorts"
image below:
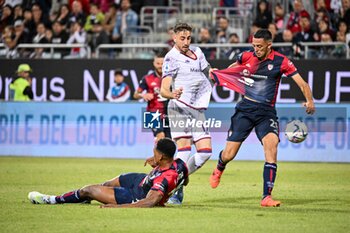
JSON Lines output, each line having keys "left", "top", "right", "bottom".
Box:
{"left": 114, "top": 173, "right": 147, "bottom": 204}
{"left": 227, "top": 98, "right": 279, "bottom": 143}
{"left": 151, "top": 117, "right": 171, "bottom": 138}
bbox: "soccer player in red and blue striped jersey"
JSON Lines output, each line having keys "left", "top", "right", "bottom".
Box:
{"left": 28, "top": 138, "right": 188, "bottom": 208}
{"left": 210, "top": 29, "right": 315, "bottom": 207}
{"left": 134, "top": 51, "right": 171, "bottom": 141}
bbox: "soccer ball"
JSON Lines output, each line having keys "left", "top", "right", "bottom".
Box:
{"left": 285, "top": 120, "right": 308, "bottom": 143}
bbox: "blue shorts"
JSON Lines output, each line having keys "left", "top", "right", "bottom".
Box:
{"left": 114, "top": 173, "right": 147, "bottom": 204}
{"left": 227, "top": 98, "right": 279, "bottom": 143}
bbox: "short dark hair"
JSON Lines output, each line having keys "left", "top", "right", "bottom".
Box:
{"left": 253, "top": 29, "right": 272, "bottom": 41}
{"left": 155, "top": 138, "right": 176, "bottom": 158}
{"left": 174, "top": 22, "right": 192, "bottom": 33}
{"left": 114, "top": 69, "right": 123, "bottom": 76}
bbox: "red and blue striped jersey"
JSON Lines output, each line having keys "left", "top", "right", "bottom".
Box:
{"left": 138, "top": 72, "right": 167, "bottom": 115}
{"left": 213, "top": 50, "right": 298, "bottom": 107}
{"left": 139, "top": 158, "right": 188, "bottom": 206}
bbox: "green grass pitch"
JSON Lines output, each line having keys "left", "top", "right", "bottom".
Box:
{"left": 0, "top": 156, "right": 349, "bottom": 233}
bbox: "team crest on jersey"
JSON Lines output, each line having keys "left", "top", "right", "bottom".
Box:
{"left": 242, "top": 69, "right": 250, "bottom": 76}
{"left": 268, "top": 64, "right": 273, "bottom": 70}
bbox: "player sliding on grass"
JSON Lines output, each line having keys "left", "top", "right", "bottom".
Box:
{"left": 209, "top": 29, "right": 315, "bottom": 207}
{"left": 28, "top": 138, "right": 188, "bottom": 208}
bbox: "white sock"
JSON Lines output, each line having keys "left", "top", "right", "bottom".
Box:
{"left": 49, "top": 196, "right": 57, "bottom": 204}
{"left": 188, "top": 149, "right": 212, "bottom": 175}
{"left": 176, "top": 146, "right": 191, "bottom": 164}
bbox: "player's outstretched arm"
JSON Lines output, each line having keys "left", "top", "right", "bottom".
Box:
{"left": 100, "top": 190, "right": 163, "bottom": 208}
{"left": 292, "top": 74, "right": 315, "bottom": 115}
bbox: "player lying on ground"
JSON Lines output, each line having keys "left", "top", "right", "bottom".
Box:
{"left": 28, "top": 138, "right": 188, "bottom": 208}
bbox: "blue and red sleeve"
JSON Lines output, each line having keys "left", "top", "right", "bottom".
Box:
{"left": 281, "top": 56, "right": 298, "bottom": 78}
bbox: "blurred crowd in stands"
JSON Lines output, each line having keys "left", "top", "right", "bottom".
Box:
{"left": 0, "top": 0, "right": 349, "bottom": 60}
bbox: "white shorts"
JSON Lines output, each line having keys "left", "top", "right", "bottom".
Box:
{"left": 167, "top": 100, "right": 211, "bottom": 142}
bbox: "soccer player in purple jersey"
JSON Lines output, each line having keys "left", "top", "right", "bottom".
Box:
{"left": 161, "top": 22, "right": 214, "bottom": 204}
{"left": 28, "top": 138, "right": 188, "bottom": 208}
{"left": 209, "top": 29, "right": 315, "bottom": 207}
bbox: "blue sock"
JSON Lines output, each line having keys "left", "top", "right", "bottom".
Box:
{"left": 55, "top": 190, "right": 85, "bottom": 204}
{"left": 263, "top": 162, "right": 277, "bottom": 198}
{"left": 216, "top": 151, "right": 227, "bottom": 171}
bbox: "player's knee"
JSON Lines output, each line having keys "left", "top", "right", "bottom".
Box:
{"left": 102, "top": 176, "right": 120, "bottom": 187}
{"left": 263, "top": 139, "right": 278, "bottom": 153}
{"left": 102, "top": 181, "right": 112, "bottom": 186}
{"left": 262, "top": 133, "right": 279, "bottom": 146}
{"left": 79, "top": 185, "right": 95, "bottom": 198}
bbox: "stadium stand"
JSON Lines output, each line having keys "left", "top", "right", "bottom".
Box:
{"left": 0, "top": 0, "right": 349, "bottom": 59}
{"left": 140, "top": 6, "right": 180, "bottom": 42}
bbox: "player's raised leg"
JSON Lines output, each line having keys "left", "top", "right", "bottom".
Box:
{"left": 260, "top": 133, "right": 281, "bottom": 207}
{"left": 187, "top": 138, "right": 212, "bottom": 174}
{"left": 211, "top": 107, "right": 253, "bottom": 188}
{"left": 210, "top": 141, "right": 241, "bottom": 188}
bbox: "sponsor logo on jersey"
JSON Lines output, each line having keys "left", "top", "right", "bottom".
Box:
{"left": 238, "top": 77, "right": 254, "bottom": 87}
{"left": 190, "top": 68, "right": 201, "bottom": 72}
